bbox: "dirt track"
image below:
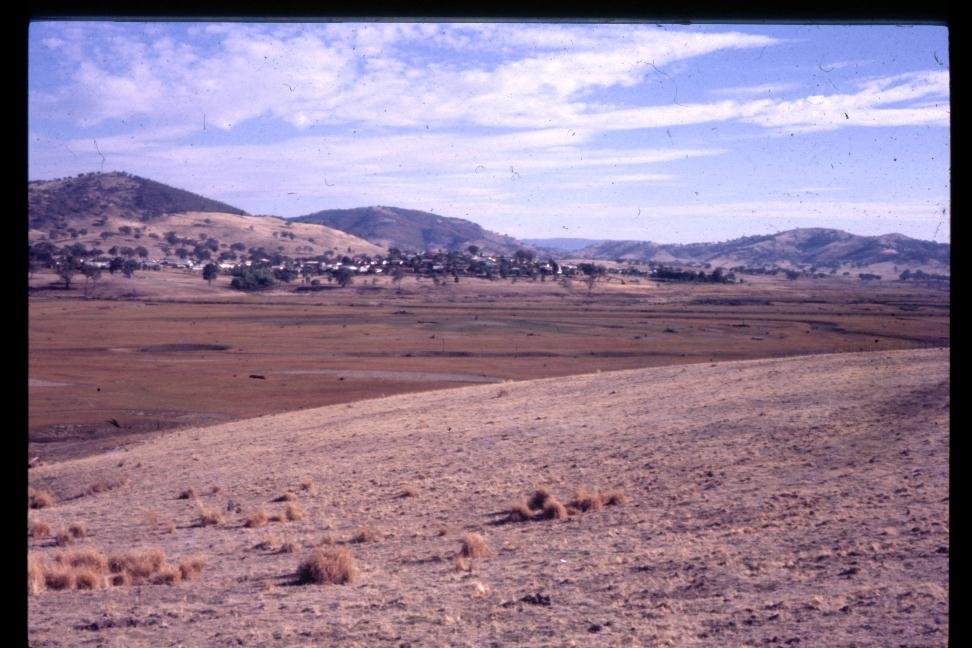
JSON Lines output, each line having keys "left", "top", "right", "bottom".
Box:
{"left": 27, "top": 348, "right": 949, "bottom": 646}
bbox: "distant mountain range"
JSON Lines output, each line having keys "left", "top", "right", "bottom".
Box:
{"left": 530, "top": 229, "right": 950, "bottom": 273}
{"left": 27, "top": 172, "right": 949, "bottom": 274}
{"left": 292, "top": 206, "right": 526, "bottom": 256}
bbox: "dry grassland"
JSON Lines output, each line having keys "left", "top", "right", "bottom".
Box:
{"left": 27, "top": 348, "right": 948, "bottom": 646}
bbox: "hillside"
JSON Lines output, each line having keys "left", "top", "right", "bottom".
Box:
{"left": 28, "top": 173, "right": 384, "bottom": 260}
{"left": 574, "top": 228, "right": 950, "bottom": 274}
{"left": 28, "top": 348, "right": 948, "bottom": 645}
{"left": 293, "top": 206, "right": 527, "bottom": 255}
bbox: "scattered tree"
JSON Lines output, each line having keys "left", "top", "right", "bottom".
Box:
{"left": 202, "top": 262, "right": 219, "bottom": 286}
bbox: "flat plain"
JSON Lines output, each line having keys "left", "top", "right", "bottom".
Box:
{"left": 27, "top": 270, "right": 949, "bottom": 646}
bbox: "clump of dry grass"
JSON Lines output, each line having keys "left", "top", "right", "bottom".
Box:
{"left": 541, "top": 498, "right": 569, "bottom": 520}
{"left": 300, "top": 480, "right": 316, "bottom": 493}
{"left": 29, "top": 488, "right": 55, "bottom": 509}
{"left": 507, "top": 502, "right": 536, "bottom": 523}
{"left": 279, "top": 542, "right": 297, "bottom": 554}
{"left": 297, "top": 547, "right": 358, "bottom": 585}
{"left": 85, "top": 476, "right": 127, "bottom": 496}
{"left": 146, "top": 511, "right": 160, "bottom": 528}
{"left": 74, "top": 569, "right": 102, "bottom": 590}
{"left": 178, "top": 557, "right": 206, "bottom": 581}
{"left": 284, "top": 503, "right": 305, "bottom": 522}
{"left": 54, "top": 530, "right": 74, "bottom": 547}
{"left": 177, "top": 487, "right": 196, "bottom": 500}
{"left": 151, "top": 566, "right": 183, "bottom": 585}
{"left": 245, "top": 511, "right": 269, "bottom": 528}
{"left": 255, "top": 536, "right": 279, "bottom": 551}
{"left": 68, "top": 523, "right": 88, "bottom": 539}
{"left": 29, "top": 520, "right": 51, "bottom": 538}
{"left": 195, "top": 503, "right": 223, "bottom": 527}
{"left": 57, "top": 548, "right": 109, "bottom": 573}
{"left": 28, "top": 554, "right": 45, "bottom": 595}
{"left": 459, "top": 533, "right": 494, "bottom": 559}
{"left": 43, "top": 566, "right": 74, "bottom": 591}
{"left": 527, "top": 487, "right": 553, "bottom": 511}
{"left": 399, "top": 485, "right": 418, "bottom": 498}
{"left": 210, "top": 485, "right": 222, "bottom": 494}
{"left": 351, "top": 526, "right": 380, "bottom": 544}
{"left": 273, "top": 492, "right": 299, "bottom": 503}
{"left": 601, "top": 489, "right": 628, "bottom": 506}
{"left": 569, "top": 488, "right": 604, "bottom": 513}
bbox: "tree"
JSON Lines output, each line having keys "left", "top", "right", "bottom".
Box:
{"left": 109, "top": 257, "right": 125, "bottom": 274}
{"left": 467, "top": 244, "right": 479, "bottom": 256}
{"left": 230, "top": 265, "right": 275, "bottom": 290}
{"left": 81, "top": 263, "right": 102, "bottom": 297}
{"left": 56, "top": 256, "right": 80, "bottom": 289}
{"left": 122, "top": 259, "right": 139, "bottom": 278}
{"left": 202, "top": 262, "right": 219, "bottom": 286}
{"left": 334, "top": 267, "right": 354, "bottom": 288}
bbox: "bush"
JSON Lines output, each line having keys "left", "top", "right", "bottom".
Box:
{"left": 231, "top": 266, "right": 275, "bottom": 291}
{"left": 297, "top": 548, "right": 358, "bottom": 585}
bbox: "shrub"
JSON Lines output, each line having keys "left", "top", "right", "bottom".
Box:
{"left": 459, "top": 533, "right": 494, "bottom": 559}
{"left": 297, "top": 547, "right": 358, "bottom": 585}
{"left": 569, "top": 489, "right": 604, "bottom": 513}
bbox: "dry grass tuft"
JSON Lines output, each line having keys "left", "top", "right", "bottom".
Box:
{"left": 44, "top": 566, "right": 74, "bottom": 591}
{"left": 245, "top": 511, "right": 269, "bottom": 528}
{"left": 318, "top": 534, "right": 336, "bottom": 546}
{"left": 85, "top": 476, "right": 127, "bottom": 496}
{"left": 28, "top": 554, "right": 46, "bottom": 595}
{"left": 273, "top": 492, "right": 299, "bottom": 503}
{"left": 527, "top": 487, "right": 553, "bottom": 511}
{"left": 284, "top": 502, "right": 305, "bottom": 522}
{"left": 454, "top": 556, "right": 473, "bottom": 572}
{"left": 210, "top": 485, "right": 222, "bottom": 494}
{"left": 460, "top": 533, "right": 494, "bottom": 559}
{"left": 54, "top": 530, "right": 74, "bottom": 547}
{"left": 146, "top": 511, "right": 159, "bottom": 528}
{"left": 436, "top": 526, "right": 449, "bottom": 537}
{"left": 74, "top": 568, "right": 102, "bottom": 590}
{"left": 601, "top": 489, "right": 628, "bottom": 506}
{"left": 279, "top": 542, "right": 297, "bottom": 554}
{"left": 541, "top": 498, "right": 569, "bottom": 520}
{"left": 297, "top": 547, "right": 358, "bottom": 585}
{"left": 109, "top": 548, "right": 167, "bottom": 581}
{"left": 178, "top": 557, "right": 206, "bottom": 581}
{"left": 300, "top": 480, "right": 316, "bottom": 493}
{"left": 177, "top": 487, "right": 196, "bottom": 500}
{"left": 255, "top": 536, "right": 279, "bottom": 551}
{"left": 507, "top": 502, "right": 536, "bottom": 523}
{"left": 351, "top": 526, "right": 380, "bottom": 544}
{"left": 29, "top": 520, "right": 51, "bottom": 538}
{"left": 196, "top": 504, "right": 223, "bottom": 527}
{"left": 399, "top": 485, "right": 419, "bottom": 498}
{"left": 68, "top": 523, "right": 88, "bottom": 539}
{"left": 29, "top": 488, "right": 55, "bottom": 509}
{"left": 110, "top": 572, "right": 131, "bottom": 587}
{"left": 569, "top": 488, "right": 604, "bottom": 513}
{"left": 59, "top": 548, "right": 108, "bottom": 572}
{"left": 151, "top": 566, "right": 183, "bottom": 585}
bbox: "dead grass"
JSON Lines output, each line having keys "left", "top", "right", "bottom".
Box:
{"left": 179, "top": 557, "right": 206, "bottom": 581}
{"left": 29, "top": 520, "right": 51, "bottom": 538}
{"left": 601, "top": 489, "right": 628, "bottom": 506}
{"left": 459, "top": 533, "right": 494, "bottom": 559}
{"left": 68, "top": 523, "right": 88, "bottom": 539}
{"left": 28, "top": 553, "right": 45, "bottom": 595}
{"left": 284, "top": 502, "right": 305, "bottom": 522}
{"left": 296, "top": 547, "right": 358, "bottom": 585}
{"left": 57, "top": 548, "right": 108, "bottom": 572}
{"left": 151, "top": 566, "right": 183, "bottom": 585}
{"left": 279, "top": 542, "right": 297, "bottom": 554}
{"left": 210, "top": 485, "right": 222, "bottom": 494}
{"left": 85, "top": 476, "right": 127, "bottom": 496}
{"left": 177, "top": 487, "right": 196, "bottom": 500}
{"left": 300, "top": 480, "right": 316, "bottom": 493}
{"left": 255, "top": 537, "right": 279, "bottom": 551}
{"left": 29, "top": 488, "right": 55, "bottom": 509}
{"left": 245, "top": 511, "right": 269, "bottom": 528}
{"left": 399, "top": 485, "right": 419, "bottom": 498}
{"left": 541, "top": 498, "right": 569, "bottom": 520}
{"left": 569, "top": 488, "right": 604, "bottom": 513}
{"left": 74, "top": 568, "right": 102, "bottom": 590}
{"left": 507, "top": 502, "right": 536, "bottom": 523}
{"left": 145, "top": 511, "right": 159, "bottom": 528}
{"left": 527, "top": 487, "right": 553, "bottom": 511}
{"left": 195, "top": 503, "right": 224, "bottom": 527}
{"left": 54, "top": 530, "right": 74, "bottom": 547}
{"left": 351, "top": 526, "right": 380, "bottom": 544}
{"left": 109, "top": 548, "right": 167, "bottom": 581}
{"left": 43, "top": 566, "right": 74, "bottom": 591}
{"left": 273, "top": 492, "right": 299, "bottom": 503}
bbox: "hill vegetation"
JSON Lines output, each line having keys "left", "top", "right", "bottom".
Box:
{"left": 293, "top": 206, "right": 526, "bottom": 256}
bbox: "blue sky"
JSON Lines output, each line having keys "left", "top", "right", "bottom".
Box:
{"left": 28, "top": 22, "right": 950, "bottom": 243}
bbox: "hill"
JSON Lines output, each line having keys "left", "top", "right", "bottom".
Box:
{"left": 573, "top": 228, "right": 950, "bottom": 275}
{"left": 293, "top": 206, "right": 527, "bottom": 255}
{"left": 28, "top": 173, "right": 384, "bottom": 260}
{"left": 28, "top": 348, "right": 948, "bottom": 645}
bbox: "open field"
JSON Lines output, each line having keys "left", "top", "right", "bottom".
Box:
{"left": 27, "top": 348, "right": 949, "bottom": 646}
{"left": 29, "top": 269, "right": 949, "bottom": 463}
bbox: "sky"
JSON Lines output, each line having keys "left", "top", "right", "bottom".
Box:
{"left": 28, "top": 22, "right": 950, "bottom": 244}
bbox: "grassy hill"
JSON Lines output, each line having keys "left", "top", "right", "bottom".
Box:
{"left": 293, "top": 206, "right": 527, "bottom": 256}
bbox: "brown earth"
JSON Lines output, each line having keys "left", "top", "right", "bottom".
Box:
{"left": 26, "top": 347, "right": 949, "bottom": 646}
{"left": 28, "top": 269, "right": 949, "bottom": 464}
